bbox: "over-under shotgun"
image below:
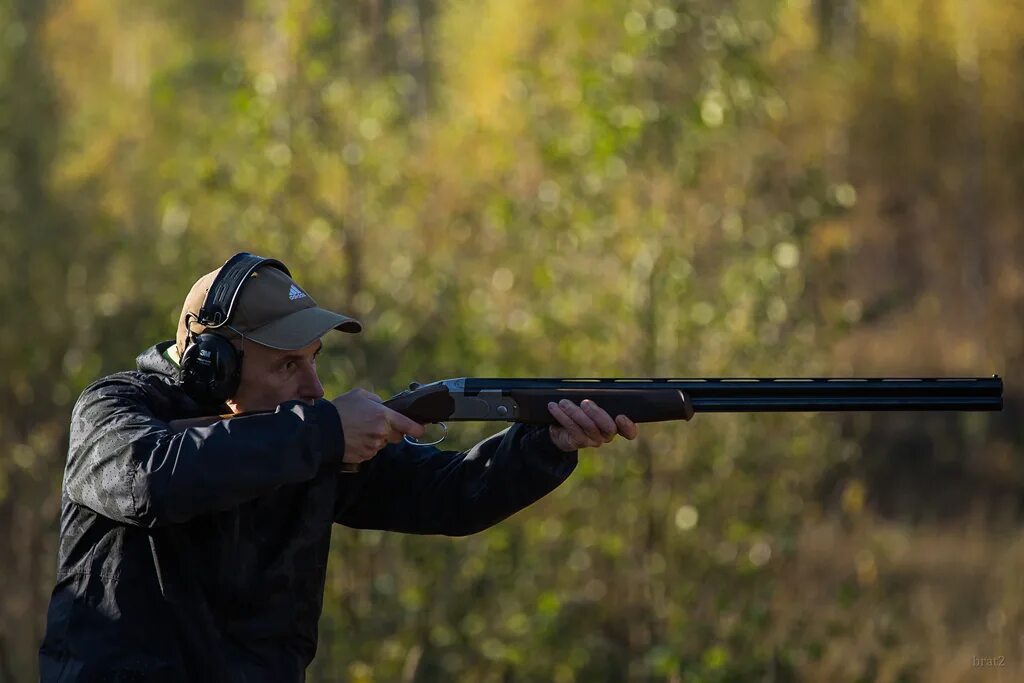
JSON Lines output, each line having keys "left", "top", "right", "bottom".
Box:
{"left": 381, "top": 376, "right": 1003, "bottom": 424}
{"left": 167, "top": 375, "right": 1002, "bottom": 472}
{"left": 167, "top": 374, "right": 1002, "bottom": 456}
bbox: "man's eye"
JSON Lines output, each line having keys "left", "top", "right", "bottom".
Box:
{"left": 284, "top": 360, "right": 296, "bottom": 371}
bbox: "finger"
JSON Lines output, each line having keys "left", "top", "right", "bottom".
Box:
{"left": 381, "top": 416, "right": 404, "bottom": 443}
{"left": 558, "top": 399, "right": 603, "bottom": 443}
{"left": 362, "top": 389, "right": 384, "bottom": 403}
{"left": 581, "top": 400, "right": 618, "bottom": 441}
{"left": 384, "top": 407, "right": 426, "bottom": 438}
{"left": 615, "top": 415, "right": 639, "bottom": 440}
{"left": 552, "top": 427, "right": 599, "bottom": 450}
{"left": 548, "top": 402, "right": 589, "bottom": 445}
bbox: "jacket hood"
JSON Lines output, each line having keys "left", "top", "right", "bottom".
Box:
{"left": 135, "top": 340, "right": 229, "bottom": 413}
{"left": 137, "top": 340, "right": 180, "bottom": 380}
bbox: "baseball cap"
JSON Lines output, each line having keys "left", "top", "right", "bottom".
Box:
{"left": 176, "top": 261, "right": 362, "bottom": 357}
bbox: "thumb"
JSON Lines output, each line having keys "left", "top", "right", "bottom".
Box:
{"left": 548, "top": 425, "right": 573, "bottom": 452}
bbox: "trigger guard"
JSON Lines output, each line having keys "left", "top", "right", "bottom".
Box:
{"left": 404, "top": 422, "right": 447, "bottom": 447}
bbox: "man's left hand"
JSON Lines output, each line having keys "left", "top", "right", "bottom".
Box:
{"left": 546, "top": 399, "right": 639, "bottom": 452}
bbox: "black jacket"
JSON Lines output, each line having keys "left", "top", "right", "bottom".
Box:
{"left": 39, "top": 341, "right": 577, "bottom": 682}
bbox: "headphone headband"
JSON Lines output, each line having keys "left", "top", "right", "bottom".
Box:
{"left": 179, "top": 251, "right": 290, "bottom": 404}
{"left": 197, "top": 252, "right": 290, "bottom": 330}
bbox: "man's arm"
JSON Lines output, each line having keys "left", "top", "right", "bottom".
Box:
{"left": 333, "top": 423, "right": 577, "bottom": 536}
{"left": 64, "top": 376, "right": 345, "bottom": 527}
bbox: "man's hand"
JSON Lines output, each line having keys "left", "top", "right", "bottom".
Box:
{"left": 546, "top": 399, "right": 639, "bottom": 452}
{"left": 330, "top": 389, "right": 426, "bottom": 465}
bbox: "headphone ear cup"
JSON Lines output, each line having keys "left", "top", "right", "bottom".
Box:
{"left": 179, "top": 333, "right": 242, "bottom": 405}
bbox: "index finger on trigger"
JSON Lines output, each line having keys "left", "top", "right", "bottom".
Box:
{"left": 384, "top": 407, "right": 426, "bottom": 438}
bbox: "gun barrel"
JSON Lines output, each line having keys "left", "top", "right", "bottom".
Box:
{"left": 463, "top": 376, "right": 1003, "bottom": 413}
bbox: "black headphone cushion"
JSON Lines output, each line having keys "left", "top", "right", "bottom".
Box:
{"left": 179, "top": 333, "right": 243, "bottom": 405}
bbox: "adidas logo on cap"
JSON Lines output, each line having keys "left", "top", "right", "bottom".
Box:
{"left": 288, "top": 284, "right": 307, "bottom": 301}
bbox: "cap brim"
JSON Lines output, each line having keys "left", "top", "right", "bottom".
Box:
{"left": 244, "top": 306, "right": 362, "bottom": 350}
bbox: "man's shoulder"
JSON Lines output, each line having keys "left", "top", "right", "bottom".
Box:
{"left": 79, "top": 369, "right": 167, "bottom": 400}
{"left": 73, "top": 365, "right": 191, "bottom": 422}
{"left": 73, "top": 371, "right": 157, "bottom": 416}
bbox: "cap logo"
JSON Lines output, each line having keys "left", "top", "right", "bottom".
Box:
{"left": 288, "top": 284, "right": 307, "bottom": 301}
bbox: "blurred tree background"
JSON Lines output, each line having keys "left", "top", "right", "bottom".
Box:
{"left": 1, "top": 0, "right": 1021, "bottom": 680}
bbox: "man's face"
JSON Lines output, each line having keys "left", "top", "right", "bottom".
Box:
{"left": 226, "top": 337, "right": 326, "bottom": 413}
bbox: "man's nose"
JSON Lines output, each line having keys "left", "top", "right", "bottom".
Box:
{"left": 299, "top": 364, "right": 325, "bottom": 402}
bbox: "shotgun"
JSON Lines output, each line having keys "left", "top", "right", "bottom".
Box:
{"left": 169, "top": 375, "right": 1003, "bottom": 433}
{"left": 381, "top": 376, "right": 1003, "bottom": 424}
{"left": 168, "top": 375, "right": 1002, "bottom": 472}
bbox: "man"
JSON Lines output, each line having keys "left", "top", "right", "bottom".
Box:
{"left": 39, "top": 253, "right": 639, "bottom": 681}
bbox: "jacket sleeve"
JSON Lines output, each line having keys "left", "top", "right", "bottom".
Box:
{"left": 64, "top": 376, "right": 345, "bottom": 528}
{"left": 333, "top": 423, "right": 577, "bottom": 536}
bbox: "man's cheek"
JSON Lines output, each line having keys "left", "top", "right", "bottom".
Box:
{"left": 269, "top": 377, "right": 299, "bottom": 406}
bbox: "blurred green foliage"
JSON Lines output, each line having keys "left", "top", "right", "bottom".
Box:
{"left": 1, "top": 0, "right": 1021, "bottom": 680}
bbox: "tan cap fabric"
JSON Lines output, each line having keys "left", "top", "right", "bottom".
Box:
{"left": 176, "top": 262, "right": 361, "bottom": 357}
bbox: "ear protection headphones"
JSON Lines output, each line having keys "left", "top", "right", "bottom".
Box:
{"left": 179, "top": 252, "right": 291, "bottom": 405}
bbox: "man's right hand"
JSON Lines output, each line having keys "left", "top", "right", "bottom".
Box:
{"left": 330, "top": 389, "right": 426, "bottom": 465}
